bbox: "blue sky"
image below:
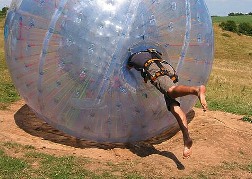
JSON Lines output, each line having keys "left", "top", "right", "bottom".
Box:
{"left": 0, "top": 0, "right": 252, "bottom": 16}
{"left": 205, "top": 0, "right": 252, "bottom": 16}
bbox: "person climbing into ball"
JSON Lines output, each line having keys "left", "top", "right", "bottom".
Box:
{"left": 126, "top": 48, "right": 208, "bottom": 158}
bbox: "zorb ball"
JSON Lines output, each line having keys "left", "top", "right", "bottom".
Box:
{"left": 4, "top": 0, "right": 214, "bottom": 143}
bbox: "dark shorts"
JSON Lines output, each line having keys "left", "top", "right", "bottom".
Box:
{"left": 164, "top": 94, "right": 180, "bottom": 111}
{"left": 148, "top": 63, "right": 180, "bottom": 111}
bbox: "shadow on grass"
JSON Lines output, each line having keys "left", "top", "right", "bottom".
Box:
{"left": 14, "top": 104, "right": 195, "bottom": 170}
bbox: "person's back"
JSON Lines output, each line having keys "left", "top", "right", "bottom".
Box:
{"left": 128, "top": 51, "right": 152, "bottom": 71}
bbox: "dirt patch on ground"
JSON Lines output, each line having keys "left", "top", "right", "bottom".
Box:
{"left": 1, "top": 100, "right": 252, "bottom": 178}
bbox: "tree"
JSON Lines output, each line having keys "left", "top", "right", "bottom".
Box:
{"left": 0, "top": 7, "right": 9, "bottom": 16}
{"left": 228, "top": 12, "right": 235, "bottom": 16}
{"left": 2, "top": 7, "right": 8, "bottom": 13}
{"left": 228, "top": 12, "right": 244, "bottom": 16}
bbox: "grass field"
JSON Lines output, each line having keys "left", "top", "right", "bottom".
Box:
{"left": 0, "top": 18, "right": 20, "bottom": 110}
{"left": 207, "top": 15, "right": 252, "bottom": 117}
{"left": 212, "top": 15, "right": 252, "bottom": 25}
{"left": 0, "top": 141, "right": 144, "bottom": 179}
{"left": 0, "top": 141, "right": 251, "bottom": 179}
{"left": 206, "top": 23, "right": 252, "bottom": 116}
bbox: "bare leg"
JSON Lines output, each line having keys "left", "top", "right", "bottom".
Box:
{"left": 167, "top": 85, "right": 207, "bottom": 111}
{"left": 170, "top": 105, "right": 193, "bottom": 158}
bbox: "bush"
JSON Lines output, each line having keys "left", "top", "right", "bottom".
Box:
{"left": 219, "top": 21, "right": 237, "bottom": 33}
{"left": 0, "top": 7, "right": 8, "bottom": 17}
{"left": 1, "top": 7, "right": 8, "bottom": 14}
{"left": 219, "top": 20, "right": 252, "bottom": 37}
{"left": 238, "top": 22, "right": 252, "bottom": 36}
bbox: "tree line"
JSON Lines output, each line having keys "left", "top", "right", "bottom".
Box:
{"left": 228, "top": 12, "right": 252, "bottom": 16}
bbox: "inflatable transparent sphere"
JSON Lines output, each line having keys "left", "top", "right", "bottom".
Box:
{"left": 4, "top": 0, "right": 214, "bottom": 143}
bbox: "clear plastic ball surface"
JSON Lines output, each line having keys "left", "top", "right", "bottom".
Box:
{"left": 4, "top": 0, "right": 214, "bottom": 143}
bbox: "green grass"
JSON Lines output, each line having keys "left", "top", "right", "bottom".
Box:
{"left": 25, "top": 152, "right": 96, "bottom": 178}
{"left": 212, "top": 15, "right": 252, "bottom": 25}
{"left": 181, "top": 161, "right": 252, "bottom": 179}
{"left": 204, "top": 20, "right": 252, "bottom": 116}
{"left": 0, "top": 149, "right": 29, "bottom": 178}
{"left": 2, "top": 141, "right": 251, "bottom": 178}
{"left": 124, "top": 173, "right": 144, "bottom": 179}
{"left": 241, "top": 116, "right": 252, "bottom": 123}
{"left": 0, "top": 142, "right": 145, "bottom": 178}
{"left": 248, "top": 163, "right": 252, "bottom": 172}
{"left": 0, "top": 17, "right": 20, "bottom": 109}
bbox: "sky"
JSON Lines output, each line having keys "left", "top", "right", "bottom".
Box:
{"left": 0, "top": 0, "right": 252, "bottom": 16}
{"left": 205, "top": 0, "right": 252, "bottom": 16}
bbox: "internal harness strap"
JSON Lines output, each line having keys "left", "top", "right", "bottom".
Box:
{"left": 143, "top": 49, "right": 178, "bottom": 83}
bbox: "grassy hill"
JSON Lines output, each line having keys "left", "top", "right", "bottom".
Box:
{"left": 212, "top": 15, "right": 252, "bottom": 25}
{"left": 0, "top": 16, "right": 252, "bottom": 116}
{"left": 206, "top": 23, "right": 252, "bottom": 116}
{"left": 0, "top": 18, "right": 20, "bottom": 109}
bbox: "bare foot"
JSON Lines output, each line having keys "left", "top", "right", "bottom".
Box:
{"left": 198, "top": 85, "right": 208, "bottom": 112}
{"left": 183, "top": 139, "right": 193, "bottom": 159}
